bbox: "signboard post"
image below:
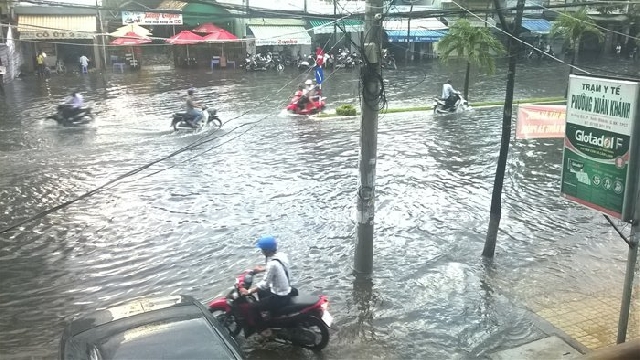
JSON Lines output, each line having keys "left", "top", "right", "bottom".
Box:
{"left": 561, "top": 74, "right": 640, "bottom": 344}
{"left": 561, "top": 74, "right": 640, "bottom": 220}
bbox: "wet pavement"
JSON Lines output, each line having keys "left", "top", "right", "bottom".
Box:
{"left": 1, "top": 55, "right": 639, "bottom": 359}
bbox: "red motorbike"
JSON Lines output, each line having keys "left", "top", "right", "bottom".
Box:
{"left": 207, "top": 270, "right": 332, "bottom": 350}
{"left": 286, "top": 94, "right": 326, "bottom": 116}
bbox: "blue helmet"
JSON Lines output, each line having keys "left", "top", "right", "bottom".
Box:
{"left": 256, "top": 235, "right": 277, "bottom": 251}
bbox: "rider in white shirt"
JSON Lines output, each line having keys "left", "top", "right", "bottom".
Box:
{"left": 441, "top": 80, "right": 459, "bottom": 109}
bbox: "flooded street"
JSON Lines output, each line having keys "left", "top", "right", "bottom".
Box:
{"left": 1, "top": 57, "right": 639, "bottom": 359}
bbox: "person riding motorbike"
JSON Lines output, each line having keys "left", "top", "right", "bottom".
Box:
{"left": 60, "top": 91, "right": 85, "bottom": 120}
{"left": 441, "top": 80, "right": 459, "bottom": 110}
{"left": 185, "top": 88, "right": 203, "bottom": 127}
{"left": 296, "top": 82, "right": 311, "bottom": 109}
{"left": 239, "top": 236, "right": 293, "bottom": 330}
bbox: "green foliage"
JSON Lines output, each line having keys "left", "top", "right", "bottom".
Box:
{"left": 550, "top": 9, "right": 604, "bottom": 50}
{"left": 336, "top": 104, "right": 357, "bottom": 116}
{"left": 437, "top": 19, "right": 506, "bottom": 75}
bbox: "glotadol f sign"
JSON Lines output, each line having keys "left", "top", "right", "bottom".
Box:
{"left": 561, "top": 74, "right": 640, "bottom": 221}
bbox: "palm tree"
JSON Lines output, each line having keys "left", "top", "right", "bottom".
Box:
{"left": 550, "top": 9, "right": 604, "bottom": 73}
{"left": 437, "top": 19, "right": 505, "bottom": 101}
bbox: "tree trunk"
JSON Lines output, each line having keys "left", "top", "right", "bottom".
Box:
{"left": 464, "top": 61, "right": 471, "bottom": 101}
{"left": 483, "top": 0, "right": 525, "bottom": 258}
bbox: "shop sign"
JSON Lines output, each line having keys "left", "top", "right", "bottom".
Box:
{"left": 560, "top": 74, "right": 640, "bottom": 220}
{"left": 122, "top": 11, "right": 183, "bottom": 25}
{"left": 256, "top": 38, "right": 305, "bottom": 46}
{"left": 516, "top": 104, "right": 566, "bottom": 139}
{"left": 20, "top": 31, "right": 94, "bottom": 40}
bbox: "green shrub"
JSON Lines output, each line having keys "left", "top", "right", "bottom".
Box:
{"left": 336, "top": 104, "right": 357, "bottom": 116}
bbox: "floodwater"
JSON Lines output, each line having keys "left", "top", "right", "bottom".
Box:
{"left": 1, "top": 55, "right": 639, "bottom": 359}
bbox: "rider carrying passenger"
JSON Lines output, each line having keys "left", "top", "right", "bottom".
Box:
{"left": 441, "top": 79, "right": 459, "bottom": 110}
{"left": 239, "top": 235, "right": 292, "bottom": 328}
{"left": 297, "top": 82, "right": 311, "bottom": 109}
{"left": 185, "top": 88, "right": 203, "bottom": 127}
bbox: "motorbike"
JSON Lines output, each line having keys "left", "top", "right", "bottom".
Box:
{"left": 244, "top": 53, "right": 268, "bottom": 71}
{"left": 46, "top": 104, "right": 94, "bottom": 126}
{"left": 382, "top": 50, "right": 397, "bottom": 70}
{"left": 286, "top": 92, "right": 326, "bottom": 116}
{"left": 207, "top": 269, "right": 332, "bottom": 350}
{"left": 170, "top": 106, "right": 222, "bottom": 131}
{"left": 433, "top": 92, "right": 470, "bottom": 114}
{"left": 296, "top": 54, "right": 314, "bottom": 70}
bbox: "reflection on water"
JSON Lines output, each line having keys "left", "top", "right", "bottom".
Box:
{"left": 0, "top": 57, "right": 636, "bottom": 358}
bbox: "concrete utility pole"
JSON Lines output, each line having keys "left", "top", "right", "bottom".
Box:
{"left": 333, "top": 0, "right": 337, "bottom": 48}
{"left": 482, "top": 0, "right": 525, "bottom": 257}
{"left": 354, "top": 0, "right": 383, "bottom": 276}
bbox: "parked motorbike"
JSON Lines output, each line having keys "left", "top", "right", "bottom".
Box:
{"left": 433, "top": 92, "right": 470, "bottom": 114}
{"left": 207, "top": 269, "right": 332, "bottom": 350}
{"left": 46, "top": 105, "right": 94, "bottom": 126}
{"left": 296, "top": 54, "right": 314, "bottom": 70}
{"left": 170, "top": 106, "right": 222, "bottom": 131}
{"left": 244, "top": 53, "right": 268, "bottom": 71}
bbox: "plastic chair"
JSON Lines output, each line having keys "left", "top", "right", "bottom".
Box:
{"left": 113, "top": 63, "right": 125, "bottom": 73}
{"left": 211, "top": 56, "right": 221, "bottom": 70}
{"left": 226, "top": 60, "right": 236, "bottom": 69}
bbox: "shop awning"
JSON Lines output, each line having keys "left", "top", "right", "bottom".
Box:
{"left": 521, "top": 18, "right": 552, "bottom": 34}
{"left": 18, "top": 15, "right": 96, "bottom": 39}
{"left": 444, "top": 17, "right": 497, "bottom": 28}
{"left": 384, "top": 18, "right": 448, "bottom": 43}
{"left": 309, "top": 19, "right": 364, "bottom": 34}
{"left": 248, "top": 25, "right": 312, "bottom": 46}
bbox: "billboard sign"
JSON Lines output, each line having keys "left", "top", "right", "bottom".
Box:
{"left": 561, "top": 74, "right": 640, "bottom": 220}
{"left": 122, "top": 11, "right": 182, "bottom": 25}
{"left": 516, "top": 104, "right": 566, "bottom": 139}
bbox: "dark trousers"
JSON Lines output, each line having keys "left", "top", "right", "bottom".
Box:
{"left": 445, "top": 94, "right": 459, "bottom": 109}
{"left": 252, "top": 289, "right": 290, "bottom": 328}
{"left": 58, "top": 105, "right": 82, "bottom": 119}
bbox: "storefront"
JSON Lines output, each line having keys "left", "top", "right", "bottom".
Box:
{"left": 16, "top": 6, "right": 98, "bottom": 73}
{"left": 383, "top": 18, "right": 448, "bottom": 61}
{"left": 309, "top": 19, "right": 364, "bottom": 52}
{"left": 246, "top": 19, "right": 312, "bottom": 58}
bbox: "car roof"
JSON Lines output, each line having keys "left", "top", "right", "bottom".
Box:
{"left": 61, "top": 295, "right": 243, "bottom": 360}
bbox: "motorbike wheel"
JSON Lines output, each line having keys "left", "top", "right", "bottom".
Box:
{"left": 208, "top": 116, "right": 222, "bottom": 127}
{"left": 291, "top": 316, "right": 330, "bottom": 350}
{"left": 210, "top": 309, "right": 241, "bottom": 337}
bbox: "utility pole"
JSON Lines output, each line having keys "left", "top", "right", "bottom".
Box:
{"left": 354, "top": 0, "right": 383, "bottom": 276}
{"left": 482, "top": 0, "right": 525, "bottom": 257}
{"left": 333, "top": 0, "right": 337, "bottom": 49}
{"left": 96, "top": 0, "right": 107, "bottom": 70}
{"left": 406, "top": 3, "right": 413, "bottom": 65}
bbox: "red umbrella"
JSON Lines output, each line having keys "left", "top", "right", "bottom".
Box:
{"left": 109, "top": 31, "right": 151, "bottom": 46}
{"left": 166, "top": 31, "right": 204, "bottom": 65}
{"left": 166, "top": 30, "right": 205, "bottom": 45}
{"left": 110, "top": 31, "right": 151, "bottom": 66}
{"left": 202, "top": 29, "right": 238, "bottom": 42}
{"left": 192, "top": 22, "right": 226, "bottom": 34}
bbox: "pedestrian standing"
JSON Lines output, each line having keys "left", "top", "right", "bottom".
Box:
{"left": 79, "top": 54, "right": 89, "bottom": 74}
{"left": 36, "top": 50, "right": 45, "bottom": 77}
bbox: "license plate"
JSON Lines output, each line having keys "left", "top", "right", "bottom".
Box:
{"left": 321, "top": 310, "right": 333, "bottom": 328}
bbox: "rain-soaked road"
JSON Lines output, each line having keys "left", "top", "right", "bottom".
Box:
{"left": 1, "top": 56, "right": 639, "bottom": 359}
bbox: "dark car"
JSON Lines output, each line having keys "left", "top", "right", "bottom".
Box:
{"left": 59, "top": 295, "right": 244, "bottom": 360}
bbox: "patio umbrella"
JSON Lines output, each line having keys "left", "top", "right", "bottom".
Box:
{"left": 192, "top": 22, "right": 225, "bottom": 35}
{"left": 203, "top": 30, "right": 238, "bottom": 58}
{"left": 166, "top": 30, "right": 205, "bottom": 63}
{"left": 110, "top": 31, "right": 151, "bottom": 64}
{"left": 109, "top": 24, "right": 151, "bottom": 38}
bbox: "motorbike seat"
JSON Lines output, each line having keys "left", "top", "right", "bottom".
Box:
{"left": 272, "top": 295, "right": 320, "bottom": 315}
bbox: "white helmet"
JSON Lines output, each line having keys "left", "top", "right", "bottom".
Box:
{"left": 305, "top": 80, "right": 313, "bottom": 85}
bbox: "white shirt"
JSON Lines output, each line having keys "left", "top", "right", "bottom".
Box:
{"left": 257, "top": 253, "right": 291, "bottom": 296}
{"left": 79, "top": 55, "right": 89, "bottom": 66}
{"left": 72, "top": 94, "right": 84, "bottom": 108}
{"left": 442, "top": 83, "right": 456, "bottom": 99}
